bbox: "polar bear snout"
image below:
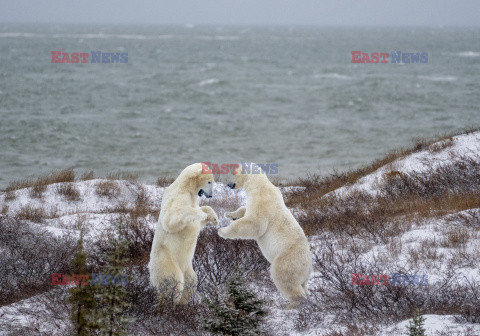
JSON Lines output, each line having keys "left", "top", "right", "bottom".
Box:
{"left": 227, "top": 182, "right": 236, "bottom": 189}
{"left": 198, "top": 189, "right": 213, "bottom": 198}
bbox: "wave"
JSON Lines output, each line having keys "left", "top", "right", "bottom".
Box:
{"left": 455, "top": 51, "right": 480, "bottom": 57}
{"left": 198, "top": 78, "right": 220, "bottom": 86}
{"left": 195, "top": 35, "right": 239, "bottom": 41}
{"left": 314, "top": 73, "right": 353, "bottom": 80}
{"left": 0, "top": 31, "right": 239, "bottom": 41}
{"left": 0, "top": 32, "right": 41, "bottom": 38}
{"left": 418, "top": 75, "right": 457, "bottom": 82}
{"left": 0, "top": 32, "right": 174, "bottom": 40}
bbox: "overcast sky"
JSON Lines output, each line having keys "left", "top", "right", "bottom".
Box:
{"left": 1, "top": 0, "right": 479, "bottom": 26}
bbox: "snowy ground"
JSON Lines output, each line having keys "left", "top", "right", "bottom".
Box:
{"left": 379, "top": 315, "right": 480, "bottom": 336}
{"left": 1, "top": 132, "right": 479, "bottom": 335}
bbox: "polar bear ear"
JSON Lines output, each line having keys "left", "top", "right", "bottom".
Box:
{"left": 191, "top": 163, "right": 205, "bottom": 176}
{"left": 181, "top": 163, "right": 205, "bottom": 179}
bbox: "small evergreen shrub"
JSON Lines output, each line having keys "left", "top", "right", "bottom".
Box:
{"left": 407, "top": 308, "right": 426, "bottom": 336}
{"left": 203, "top": 274, "right": 267, "bottom": 336}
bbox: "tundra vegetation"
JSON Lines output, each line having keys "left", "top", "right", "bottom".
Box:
{"left": 0, "top": 129, "right": 479, "bottom": 335}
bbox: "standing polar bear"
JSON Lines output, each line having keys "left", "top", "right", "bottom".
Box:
{"left": 149, "top": 163, "right": 218, "bottom": 305}
{"left": 219, "top": 163, "right": 312, "bottom": 309}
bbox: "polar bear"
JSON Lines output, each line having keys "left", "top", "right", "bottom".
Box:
{"left": 219, "top": 163, "right": 312, "bottom": 309}
{"left": 149, "top": 163, "right": 218, "bottom": 305}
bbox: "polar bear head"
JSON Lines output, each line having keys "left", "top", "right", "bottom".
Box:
{"left": 227, "top": 162, "right": 268, "bottom": 190}
{"left": 178, "top": 163, "right": 215, "bottom": 198}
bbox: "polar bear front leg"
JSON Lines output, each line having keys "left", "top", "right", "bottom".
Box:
{"left": 200, "top": 206, "right": 218, "bottom": 226}
{"left": 218, "top": 217, "right": 267, "bottom": 240}
{"left": 163, "top": 208, "right": 207, "bottom": 233}
{"left": 225, "top": 206, "right": 246, "bottom": 221}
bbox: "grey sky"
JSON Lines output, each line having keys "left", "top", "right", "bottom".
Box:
{"left": 1, "top": 0, "right": 479, "bottom": 26}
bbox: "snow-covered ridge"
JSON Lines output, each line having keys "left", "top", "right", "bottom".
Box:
{"left": 1, "top": 180, "right": 246, "bottom": 245}
{"left": 331, "top": 131, "right": 480, "bottom": 197}
{"left": 2, "top": 179, "right": 164, "bottom": 217}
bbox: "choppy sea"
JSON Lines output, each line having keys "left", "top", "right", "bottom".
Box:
{"left": 0, "top": 24, "right": 479, "bottom": 187}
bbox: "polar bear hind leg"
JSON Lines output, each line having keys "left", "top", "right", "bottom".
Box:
{"left": 273, "top": 277, "right": 306, "bottom": 310}
{"left": 150, "top": 249, "right": 185, "bottom": 306}
{"left": 271, "top": 253, "right": 308, "bottom": 309}
{"left": 178, "top": 267, "right": 198, "bottom": 305}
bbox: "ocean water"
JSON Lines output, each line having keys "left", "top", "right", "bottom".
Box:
{"left": 0, "top": 24, "right": 479, "bottom": 188}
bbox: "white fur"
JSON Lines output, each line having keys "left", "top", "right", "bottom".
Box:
{"left": 220, "top": 164, "right": 312, "bottom": 309}
{"left": 149, "top": 163, "right": 217, "bottom": 305}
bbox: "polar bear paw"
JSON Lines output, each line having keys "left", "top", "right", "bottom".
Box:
{"left": 224, "top": 212, "right": 238, "bottom": 221}
{"left": 207, "top": 213, "right": 219, "bottom": 226}
{"left": 200, "top": 206, "right": 218, "bottom": 226}
{"left": 199, "top": 211, "right": 208, "bottom": 222}
{"left": 217, "top": 227, "right": 228, "bottom": 238}
{"left": 224, "top": 207, "right": 246, "bottom": 221}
